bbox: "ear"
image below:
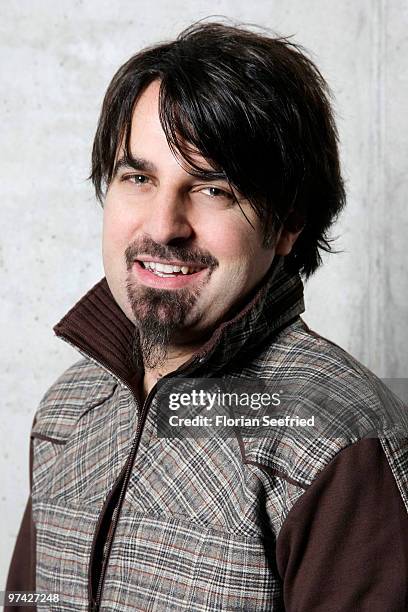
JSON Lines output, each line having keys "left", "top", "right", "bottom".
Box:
{"left": 275, "top": 211, "right": 304, "bottom": 256}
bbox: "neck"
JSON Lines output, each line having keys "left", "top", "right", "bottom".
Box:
{"left": 141, "top": 341, "right": 202, "bottom": 399}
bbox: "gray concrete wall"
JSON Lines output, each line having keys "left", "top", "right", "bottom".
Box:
{"left": 1, "top": 0, "right": 407, "bottom": 585}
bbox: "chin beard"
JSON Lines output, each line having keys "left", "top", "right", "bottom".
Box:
{"left": 124, "top": 237, "right": 218, "bottom": 370}
{"left": 127, "top": 280, "right": 199, "bottom": 370}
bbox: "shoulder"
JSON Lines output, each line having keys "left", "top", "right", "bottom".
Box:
{"left": 255, "top": 317, "right": 387, "bottom": 388}
{"left": 256, "top": 317, "right": 405, "bottom": 424}
{"left": 241, "top": 318, "right": 408, "bottom": 488}
{"left": 32, "top": 358, "right": 117, "bottom": 442}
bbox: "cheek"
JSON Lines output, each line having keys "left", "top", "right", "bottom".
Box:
{"left": 198, "top": 215, "right": 256, "bottom": 262}
{"left": 102, "top": 199, "right": 133, "bottom": 259}
{"left": 200, "top": 219, "right": 272, "bottom": 280}
{"left": 204, "top": 221, "right": 275, "bottom": 291}
{"left": 102, "top": 202, "right": 134, "bottom": 316}
{"left": 102, "top": 209, "right": 126, "bottom": 281}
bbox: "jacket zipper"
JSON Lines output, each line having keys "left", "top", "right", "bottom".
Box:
{"left": 91, "top": 383, "right": 158, "bottom": 611}
{"left": 90, "top": 357, "right": 203, "bottom": 611}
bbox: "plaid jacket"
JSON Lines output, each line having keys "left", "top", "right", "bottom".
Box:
{"left": 7, "top": 259, "right": 408, "bottom": 611}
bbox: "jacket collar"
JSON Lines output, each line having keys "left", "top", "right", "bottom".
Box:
{"left": 54, "top": 256, "right": 305, "bottom": 387}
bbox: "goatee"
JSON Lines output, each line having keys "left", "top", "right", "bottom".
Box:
{"left": 125, "top": 237, "right": 218, "bottom": 370}
{"left": 127, "top": 281, "right": 199, "bottom": 369}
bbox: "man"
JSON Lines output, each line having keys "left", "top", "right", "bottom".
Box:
{"left": 6, "top": 21, "right": 408, "bottom": 611}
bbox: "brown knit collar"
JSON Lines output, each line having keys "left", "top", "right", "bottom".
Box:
{"left": 54, "top": 256, "right": 305, "bottom": 388}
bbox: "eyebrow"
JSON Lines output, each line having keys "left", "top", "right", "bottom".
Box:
{"left": 112, "top": 153, "right": 229, "bottom": 183}
{"left": 112, "top": 155, "right": 157, "bottom": 178}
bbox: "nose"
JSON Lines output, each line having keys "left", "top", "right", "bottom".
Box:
{"left": 142, "top": 187, "right": 193, "bottom": 245}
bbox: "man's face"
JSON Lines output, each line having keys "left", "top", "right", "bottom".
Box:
{"left": 103, "top": 80, "right": 278, "bottom": 355}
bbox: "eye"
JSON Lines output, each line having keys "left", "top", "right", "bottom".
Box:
{"left": 122, "top": 174, "right": 151, "bottom": 185}
{"left": 200, "top": 186, "right": 235, "bottom": 201}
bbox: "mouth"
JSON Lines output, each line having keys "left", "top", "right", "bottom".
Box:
{"left": 132, "top": 258, "right": 209, "bottom": 288}
{"left": 137, "top": 259, "right": 204, "bottom": 277}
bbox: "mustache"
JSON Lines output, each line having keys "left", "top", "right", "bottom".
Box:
{"left": 125, "top": 237, "right": 219, "bottom": 270}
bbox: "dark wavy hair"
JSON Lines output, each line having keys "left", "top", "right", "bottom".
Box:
{"left": 90, "top": 21, "right": 346, "bottom": 277}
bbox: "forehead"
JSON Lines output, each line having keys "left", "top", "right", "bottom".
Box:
{"left": 127, "top": 80, "right": 164, "bottom": 151}
{"left": 131, "top": 80, "right": 161, "bottom": 131}
{"left": 125, "top": 80, "right": 216, "bottom": 176}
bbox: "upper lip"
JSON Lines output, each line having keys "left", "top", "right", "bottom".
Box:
{"left": 135, "top": 257, "right": 206, "bottom": 269}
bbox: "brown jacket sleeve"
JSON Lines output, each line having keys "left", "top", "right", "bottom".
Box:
{"left": 5, "top": 432, "right": 36, "bottom": 611}
{"left": 276, "top": 438, "right": 408, "bottom": 611}
{"left": 5, "top": 496, "right": 36, "bottom": 591}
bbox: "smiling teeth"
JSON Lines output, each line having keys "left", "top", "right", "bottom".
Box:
{"left": 142, "top": 261, "right": 199, "bottom": 275}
